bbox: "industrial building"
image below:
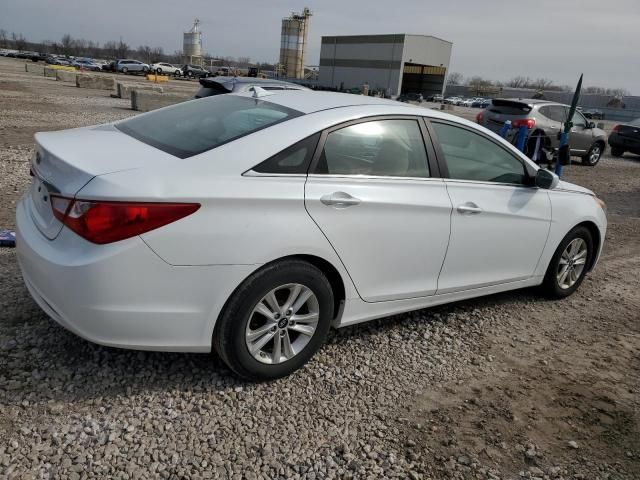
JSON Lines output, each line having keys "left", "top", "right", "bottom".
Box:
{"left": 279, "top": 8, "right": 312, "bottom": 79}
{"left": 318, "top": 34, "right": 452, "bottom": 97}
{"left": 183, "top": 19, "right": 203, "bottom": 66}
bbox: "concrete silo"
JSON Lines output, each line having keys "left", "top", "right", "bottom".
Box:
{"left": 183, "top": 19, "right": 203, "bottom": 65}
{"left": 279, "top": 7, "right": 312, "bottom": 79}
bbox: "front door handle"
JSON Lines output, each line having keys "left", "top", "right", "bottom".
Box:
{"left": 320, "top": 192, "right": 361, "bottom": 208}
{"left": 457, "top": 202, "right": 482, "bottom": 215}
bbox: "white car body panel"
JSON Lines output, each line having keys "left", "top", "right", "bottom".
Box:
{"left": 437, "top": 180, "right": 551, "bottom": 293}
{"left": 305, "top": 176, "right": 451, "bottom": 302}
{"left": 15, "top": 91, "right": 607, "bottom": 352}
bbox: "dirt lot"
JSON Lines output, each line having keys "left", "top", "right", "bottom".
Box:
{"left": 0, "top": 56, "right": 638, "bottom": 479}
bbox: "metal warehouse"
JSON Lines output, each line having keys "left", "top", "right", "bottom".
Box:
{"left": 318, "top": 34, "right": 452, "bottom": 96}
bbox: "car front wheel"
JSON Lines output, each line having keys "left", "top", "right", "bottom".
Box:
{"left": 582, "top": 143, "right": 603, "bottom": 166}
{"left": 541, "top": 226, "right": 593, "bottom": 299}
{"left": 213, "top": 260, "right": 334, "bottom": 380}
{"left": 121, "top": 67, "right": 128, "bottom": 74}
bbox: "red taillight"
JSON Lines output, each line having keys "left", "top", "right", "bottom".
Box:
{"left": 511, "top": 118, "right": 536, "bottom": 129}
{"left": 612, "top": 124, "right": 621, "bottom": 133}
{"left": 476, "top": 112, "right": 484, "bottom": 124}
{"left": 50, "top": 195, "right": 200, "bottom": 244}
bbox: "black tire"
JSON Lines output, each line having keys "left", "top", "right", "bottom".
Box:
{"left": 582, "top": 142, "right": 604, "bottom": 166}
{"left": 121, "top": 67, "right": 128, "bottom": 74}
{"left": 187, "top": 71, "right": 193, "bottom": 78}
{"left": 142, "top": 67, "right": 149, "bottom": 74}
{"left": 611, "top": 147, "right": 624, "bottom": 157}
{"left": 540, "top": 226, "right": 593, "bottom": 299}
{"left": 156, "top": 68, "right": 162, "bottom": 75}
{"left": 213, "top": 260, "right": 334, "bottom": 380}
{"left": 174, "top": 70, "right": 181, "bottom": 76}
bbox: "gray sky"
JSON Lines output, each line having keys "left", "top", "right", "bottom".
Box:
{"left": 2, "top": 0, "right": 639, "bottom": 93}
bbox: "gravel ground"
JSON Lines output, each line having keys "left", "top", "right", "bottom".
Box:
{"left": 0, "top": 56, "right": 638, "bottom": 480}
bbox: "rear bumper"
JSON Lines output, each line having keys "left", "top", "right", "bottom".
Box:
{"left": 608, "top": 133, "right": 640, "bottom": 152}
{"left": 16, "top": 198, "right": 257, "bottom": 352}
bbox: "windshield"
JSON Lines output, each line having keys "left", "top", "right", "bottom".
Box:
{"left": 116, "top": 95, "right": 302, "bottom": 158}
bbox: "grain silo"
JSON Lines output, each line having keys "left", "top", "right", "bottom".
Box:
{"left": 279, "top": 7, "right": 312, "bottom": 79}
{"left": 183, "top": 19, "right": 203, "bottom": 65}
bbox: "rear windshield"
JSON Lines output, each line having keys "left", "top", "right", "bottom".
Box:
{"left": 116, "top": 95, "right": 302, "bottom": 158}
{"left": 489, "top": 100, "right": 532, "bottom": 115}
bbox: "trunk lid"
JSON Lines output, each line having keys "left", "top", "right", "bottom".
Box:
{"left": 29, "top": 123, "right": 178, "bottom": 239}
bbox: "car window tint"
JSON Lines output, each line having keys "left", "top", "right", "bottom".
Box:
{"left": 432, "top": 122, "right": 527, "bottom": 185}
{"left": 253, "top": 133, "right": 320, "bottom": 174}
{"left": 116, "top": 95, "right": 302, "bottom": 159}
{"left": 314, "top": 119, "right": 429, "bottom": 178}
{"left": 571, "top": 111, "right": 587, "bottom": 127}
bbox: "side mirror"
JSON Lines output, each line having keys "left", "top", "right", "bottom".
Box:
{"left": 535, "top": 168, "right": 559, "bottom": 190}
{"left": 587, "top": 121, "right": 596, "bottom": 129}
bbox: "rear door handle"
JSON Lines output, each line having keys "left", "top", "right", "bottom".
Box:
{"left": 320, "top": 192, "right": 361, "bottom": 208}
{"left": 457, "top": 202, "right": 482, "bottom": 215}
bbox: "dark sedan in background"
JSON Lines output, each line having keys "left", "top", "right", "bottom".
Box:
{"left": 608, "top": 118, "right": 640, "bottom": 157}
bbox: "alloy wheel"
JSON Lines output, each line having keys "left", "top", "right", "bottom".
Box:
{"left": 589, "top": 145, "right": 601, "bottom": 164}
{"left": 245, "top": 283, "right": 319, "bottom": 365}
{"left": 556, "top": 238, "right": 588, "bottom": 289}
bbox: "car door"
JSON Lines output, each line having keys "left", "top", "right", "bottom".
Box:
{"left": 428, "top": 120, "right": 551, "bottom": 294}
{"left": 567, "top": 109, "right": 593, "bottom": 153}
{"left": 305, "top": 117, "right": 452, "bottom": 302}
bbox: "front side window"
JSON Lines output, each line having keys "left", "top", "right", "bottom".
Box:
{"left": 570, "top": 110, "right": 587, "bottom": 128}
{"left": 117, "top": 95, "right": 302, "bottom": 158}
{"left": 314, "top": 119, "right": 429, "bottom": 178}
{"left": 432, "top": 122, "right": 528, "bottom": 185}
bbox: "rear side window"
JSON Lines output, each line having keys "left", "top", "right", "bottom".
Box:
{"left": 539, "top": 105, "right": 566, "bottom": 123}
{"left": 252, "top": 133, "right": 320, "bottom": 174}
{"left": 314, "top": 119, "right": 429, "bottom": 178}
{"left": 116, "top": 95, "right": 302, "bottom": 158}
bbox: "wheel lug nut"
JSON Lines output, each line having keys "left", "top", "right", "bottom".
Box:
{"left": 274, "top": 313, "right": 280, "bottom": 319}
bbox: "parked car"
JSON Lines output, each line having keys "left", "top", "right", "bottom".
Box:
{"left": 46, "top": 56, "right": 72, "bottom": 66}
{"left": 182, "top": 64, "right": 210, "bottom": 78}
{"left": 17, "top": 90, "right": 607, "bottom": 380}
{"left": 116, "top": 59, "right": 150, "bottom": 74}
{"left": 102, "top": 60, "right": 117, "bottom": 72}
{"left": 195, "top": 76, "right": 310, "bottom": 98}
{"left": 608, "top": 118, "right": 640, "bottom": 157}
{"left": 472, "top": 98, "right": 491, "bottom": 109}
{"left": 72, "top": 58, "right": 103, "bottom": 71}
{"left": 443, "top": 96, "right": 461, "bottom": 105}
{"left": 396, "top": 93, "right": 423, "bottom": 103}
{"left": 477, "top": 98, "right": 608, "bottom": 166}
{"left": 426, "top": 94, "right": 444, "bottom": 102}
{"left": 584, "top": 109, "right": 605, "bottom": 120}
{"left": 150, "top": 62, "right": 182, "bottom": 76}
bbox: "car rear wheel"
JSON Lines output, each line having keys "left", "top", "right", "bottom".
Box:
{"left": 611, "top": 147, "right": 624, "bottom": 157}
{"left": 156, "top": 68, "right": 162, "bottom": 75}
{"left": 582, "top": 143, "right": 603, "bottom": 166}
{"left": 187, "top": 71, "right": 193, "bottom": 78}
{"left": 541, "top": 226, "right": 593, "bottom": 299}
{"left": 142, "top": 67, "right": 149, "bottom": 73}
{"left": 213, "top": 260, "right": 334, "bottom": 380}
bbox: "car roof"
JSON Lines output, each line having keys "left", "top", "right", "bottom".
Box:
{"left": 234, "top": 90, "right": 412, "bottom": 114}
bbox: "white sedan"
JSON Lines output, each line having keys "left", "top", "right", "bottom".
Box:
{"left": 149, "top": 62, "right": 181, "bottom": 76}
{"left": 16, "top": 90, "right": 607, "bottom": 380}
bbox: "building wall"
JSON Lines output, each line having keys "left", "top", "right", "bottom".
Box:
{"left": 318, "top": 34, "right": 452, "bottom": 96}
{"left": 319, "top": 34, "right": 405, "bottom": 94}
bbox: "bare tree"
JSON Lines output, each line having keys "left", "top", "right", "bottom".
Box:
{"left": 446, "top": 72, "right": 463, "bottom": 86}
{"left": 237, "top": 56, "right": 251, "bottom": 68}
{"left": 59, "top": 34, "right": 74, "bottom": 55}
{"left": 150, "top": 47, "right": 164, "bottom": 63}
{"left": 531, "top": 78, "right": 555, "bottom": 90}
{"left": 136, "top": 45, "right": 152, "bottom": 63}
{"left": 115, "top": 39, "right": 129, "bottom": 59}
{"left": 506, "top": 76, "right": 532, "bottom": 88}
{"left": 0, "top": 29, "right": 7, "bottom": 48}
{"left": 12, "top": 32, "right": 28, "bottom": 51}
